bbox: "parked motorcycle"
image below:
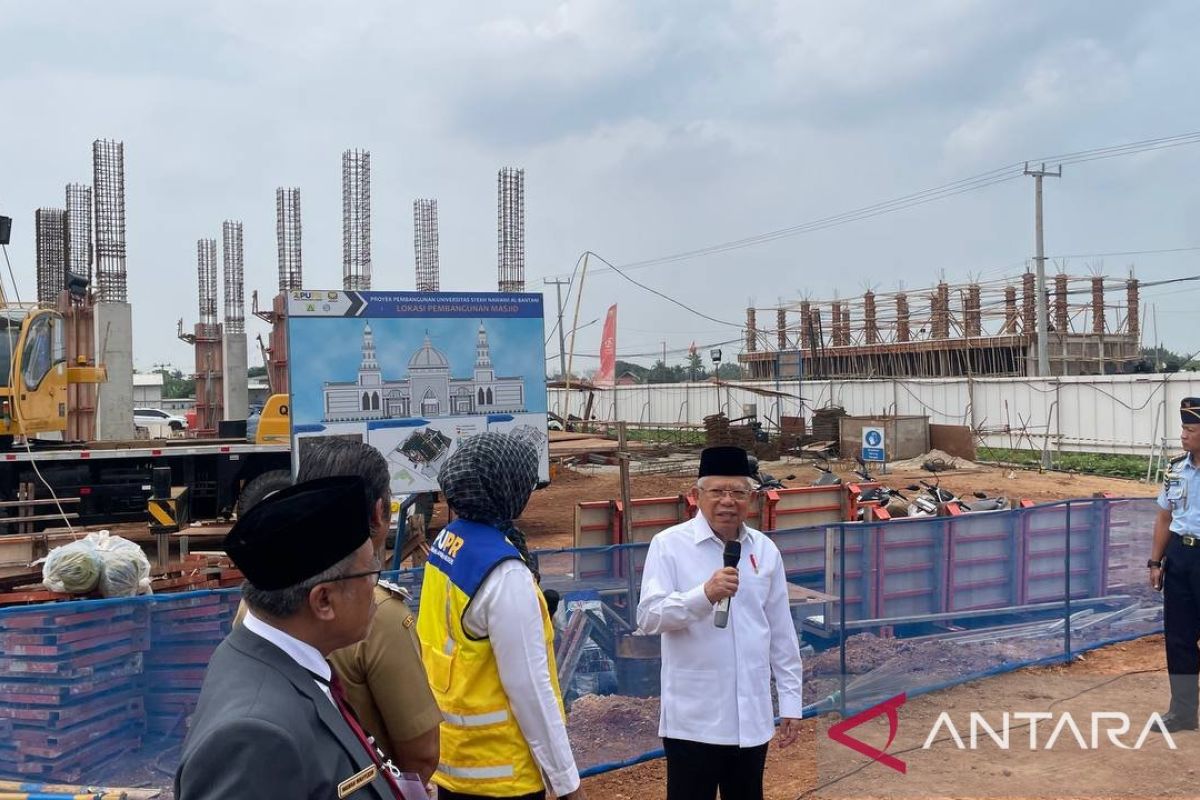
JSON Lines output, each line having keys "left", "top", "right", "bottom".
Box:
{"left": 959, "top": 490, "right": 1011, "bottom": 512}
{"left": 747, "top": 454, "right": 792, "bottom": 491}
{"left": 811, "top": 460, "right": 842, "bottom": 486}
{"left": 905, "top": 478, "right": 960, "bottom": 517}
{"left": 851, "top": 457, "right": 908, "bottom": 518}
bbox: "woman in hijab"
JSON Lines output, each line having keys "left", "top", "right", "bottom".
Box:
{"left": 417, "top": 433, "right": 585, "bottom": 800}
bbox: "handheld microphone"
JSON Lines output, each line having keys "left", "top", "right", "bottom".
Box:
{"left": 713, "top": 540, "right": 741, "bottom": 629}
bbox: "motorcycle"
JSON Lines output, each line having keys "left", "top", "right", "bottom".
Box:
{"left": 850, "top": 456, "right": 908, "bottom": 518}
{"left": 959, "top": 490, "right": 1011, "bottom": 512}
{"left": 747, "top": 454, "right": 792, "bottom": 491}
{"left": 905, "top": 478, "right": 960, "bottom": 517}
{"left": 811, "top": 460, "right": 842, "bottom": 486}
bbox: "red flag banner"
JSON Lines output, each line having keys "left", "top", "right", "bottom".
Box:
{"left": 596, "top": 304, "right": 618, "bottom": 386}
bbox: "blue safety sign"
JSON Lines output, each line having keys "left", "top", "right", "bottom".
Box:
{"left": 861, "top": 426, "right": 886, "bottom": 462}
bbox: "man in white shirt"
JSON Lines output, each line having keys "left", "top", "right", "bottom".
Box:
{"left": 638, "top": 446, "right": 804, "bottom": 800}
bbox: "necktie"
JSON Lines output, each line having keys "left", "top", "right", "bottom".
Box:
{"left": 323, "top": 669, "right": 407, "bottom": 799}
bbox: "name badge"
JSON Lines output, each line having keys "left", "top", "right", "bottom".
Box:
{"left": 337, "top": 765, "right": 377, "bottom": 798}
{"left": 1166, "top": 478, "right": 1186, "bottom": 502}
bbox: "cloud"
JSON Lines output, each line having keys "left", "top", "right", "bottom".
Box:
{"left": 945, "top": 39, "right": 1133, "bottom": 160}
{"left": 1, "top": 0, "right": 1199, "bottom": 377}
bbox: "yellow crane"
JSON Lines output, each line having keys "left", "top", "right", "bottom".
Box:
{"left": 0, "top": 215, "right": 106, "bottom": 447}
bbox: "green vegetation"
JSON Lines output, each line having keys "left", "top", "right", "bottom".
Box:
{"left": 622, "top": 427, "right": 707, "bottom": 445}
{"left": 977, "top": 446, "right": 1150, "bottom": 481}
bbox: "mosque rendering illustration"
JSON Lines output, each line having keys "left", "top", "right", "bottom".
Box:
{"left": 322, "top": 322, "right": 526, "bottom": 422}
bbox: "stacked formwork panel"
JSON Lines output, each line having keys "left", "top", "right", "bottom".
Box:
{"left": 143, "top": 592, "right": 239, "bottom": 736}
{"left": 0, "top": 602, "right": 149, "bottom": 781}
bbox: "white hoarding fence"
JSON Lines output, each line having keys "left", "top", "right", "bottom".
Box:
{"left": 549, "top": 374, "right": 1200, "bottom": 456}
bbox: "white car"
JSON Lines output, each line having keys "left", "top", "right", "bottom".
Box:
{"left": 134, "top": 408, "right": 188, "bottom": 432}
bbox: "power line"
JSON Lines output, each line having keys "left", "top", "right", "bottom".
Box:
{"left": 585, "top": 251, "right": 744, "bottom": 329}
{"left": 541, "top": 130, "right": 1200, "bottom": 280}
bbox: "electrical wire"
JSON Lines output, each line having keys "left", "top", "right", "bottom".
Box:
{"left": 544, "top": 251, "right": 588, "bottom": 345}
{"left": 540, "top": 130, "right": 1200, "bottom": 281}
{"left": 584, "top": 250, "right": 745, "bottom": 328}
{"left": 0, "top": 243, "right": 76, "bottom": 535}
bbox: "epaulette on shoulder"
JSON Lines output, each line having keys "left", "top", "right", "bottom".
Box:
{"left": 378, "top": 579, "right": 413, "bottom": 602}
{"left": 1169, "top": 453, "right": 1189, "bottom": 466}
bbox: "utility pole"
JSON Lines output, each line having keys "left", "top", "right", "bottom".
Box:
{"left": 543, "top": 277, "right": 570, "bottom": 380}
{"left": 1024, "top": 162, "right": 1062, "bottom": 377}
{"left": 1024, "top": 162, "right": 1061, "bottom": 470}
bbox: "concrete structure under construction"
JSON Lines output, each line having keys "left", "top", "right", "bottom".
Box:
{"left": 740, "top": 273, "right": 1142, "bottom": 380}
{"left": 91, "top": 139, "right": 135, "bottom": 440}
{"left": 180, "top": 238, "right": 223, "bottom": 434}
{"left": 222, "top": 221, "right": 248, "bottom": 421}
{"left": 94, "top": 302, "right": 134, "bottom": 439}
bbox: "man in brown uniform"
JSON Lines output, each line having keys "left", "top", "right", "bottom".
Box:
{"left": 235, "top": 439, "right": 441, "bottom": 783}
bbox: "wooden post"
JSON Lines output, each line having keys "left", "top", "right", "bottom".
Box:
{"left": 617, "top": 422, "right": 633, "bottom": 545}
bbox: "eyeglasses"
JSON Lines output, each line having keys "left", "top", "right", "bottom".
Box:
{"left": 701, "top": 488, "right": 753, "bottom": 501}
{"left": 323, "top": 569, "right": 382, "bottom": 587}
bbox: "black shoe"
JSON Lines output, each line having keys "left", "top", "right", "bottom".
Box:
{"left": 1157, "top": 711, "right": 1199, "bottom": 733}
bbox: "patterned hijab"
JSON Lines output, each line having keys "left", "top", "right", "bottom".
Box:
{"left": 439, "top": 432, "right": 540, "bottom": 575}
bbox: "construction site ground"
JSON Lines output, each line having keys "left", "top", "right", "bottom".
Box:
{"left": 579, "top": 635, "right": 1192, "bottom": 800}
{"left": 9, "top": 456, "right": 1169, "bottom": 797}
{"left": 538, "top": 457, "right": 1170, "bottom": 798}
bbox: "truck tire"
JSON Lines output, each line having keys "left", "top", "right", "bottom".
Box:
{"left": 236, "top": 469, "right": 293, "bottom": 518}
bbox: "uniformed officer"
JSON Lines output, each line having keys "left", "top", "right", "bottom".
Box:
{"left": 234, "top": 440, "right": 442, "bottom": 783}
{"left": 1150, "top": 397, "right": 1200, "bottom": 732}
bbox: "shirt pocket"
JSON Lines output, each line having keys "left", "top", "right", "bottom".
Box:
{"left": 667, "top": 667, "right": 726, "bottom": 737}
{"left": 422, "top": 639, "right": 456, "bottom": 694}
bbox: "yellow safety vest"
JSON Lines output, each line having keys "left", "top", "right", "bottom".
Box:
{"left": 418, "top": 519, "right": 564, "bottom": 796}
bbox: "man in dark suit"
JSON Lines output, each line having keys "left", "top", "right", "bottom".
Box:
{"left": 176, "top": 476, "right": 405, "bottom": 800}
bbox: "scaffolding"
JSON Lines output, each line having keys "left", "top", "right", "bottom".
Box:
{"left": 91, "top": 139, "right": 127, "bottom": 303}
{"left": 222, "top": 221, "right": 245, "bottom": 335}
{"left": 497, "top": 166, "right": 525, "bottom": 292}
{"left": 413, "top": 198, "right": 440, "bottom": 292}
{"left": 34, "top": 208, "right": 66, "bottom": 304}
{"left": 342, "top": 149, "right": 371, "bottom": 291}
{"left": 64, "top": 184, "right": 92, "bottom": 287}
{"left": 276, "top": 187, "right": 302, "bottom": 292}
{"left": 742, "top": 273, "right": 1143, "bottom": 379}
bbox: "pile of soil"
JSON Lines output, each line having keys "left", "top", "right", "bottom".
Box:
{"left": 567, "top": 693, "right": 662, "bottom": 768}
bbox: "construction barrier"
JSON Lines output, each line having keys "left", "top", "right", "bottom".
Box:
{"left": 0, "top": 497, "right": 1164, "bottom": 785}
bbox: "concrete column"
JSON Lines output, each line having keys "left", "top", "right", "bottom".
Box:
{"left": 223, "top": 332, "right": 249, "bottom": 420}
{"left": 94, "top": 302, "right": 134, "bottom": 441}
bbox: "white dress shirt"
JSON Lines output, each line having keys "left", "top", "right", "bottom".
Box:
{"left": 637, "top": 515, "right": 804, "bottom": 747}
{"left": 463, "top": 559, "right": 581, "bottom": 797}
{"left": 241, "top": 609, "right": 336, "bottom": 708}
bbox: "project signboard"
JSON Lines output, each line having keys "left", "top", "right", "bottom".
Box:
{"left": 286, "top": 290, "right": 549, "bottom": 494}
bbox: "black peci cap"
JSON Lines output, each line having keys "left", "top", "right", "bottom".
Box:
{"left": 698, "top": 446, "right": 753, "bottom": 478}
{"left": 224, "top": 475, "right": 371, "bottom": 591}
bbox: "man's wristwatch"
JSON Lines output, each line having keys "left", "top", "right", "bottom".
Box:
{"left": 1147, "top": 559, "right": 1163, "bottom": 568}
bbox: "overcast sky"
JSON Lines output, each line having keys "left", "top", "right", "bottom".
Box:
{"left": 1, "top": 0, "right": 1198, "bottom": 376}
